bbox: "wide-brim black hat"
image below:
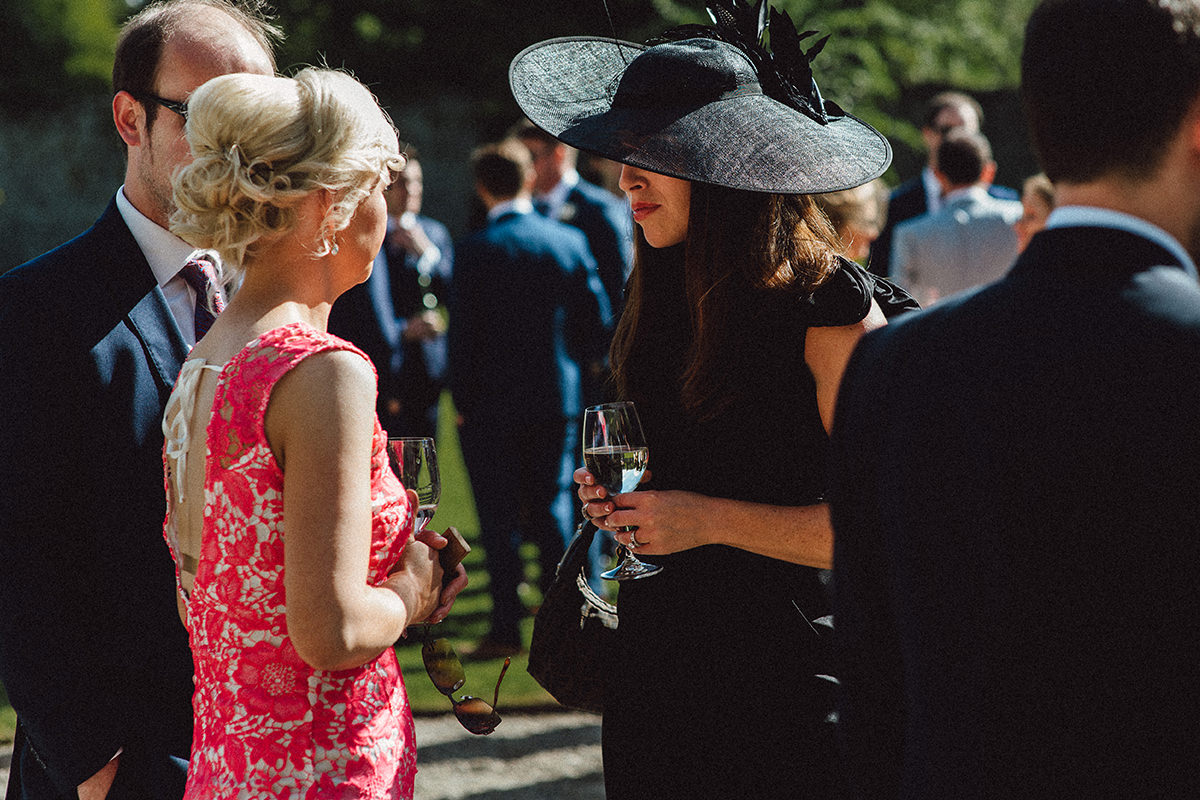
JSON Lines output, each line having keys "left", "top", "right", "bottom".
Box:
{"left": 509, "top": 35, "right": 891, "bottom": 195}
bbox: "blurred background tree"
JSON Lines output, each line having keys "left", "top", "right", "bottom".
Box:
{"left": 0, "top": 0, "right": 1039, "bottom": 271}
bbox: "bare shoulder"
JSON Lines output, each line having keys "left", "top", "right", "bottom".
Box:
{"left": 264, "top": 348, "right": 377, "bottom": 460}
{"left": 806, "top": 298, "right": 887, "bottom": 370}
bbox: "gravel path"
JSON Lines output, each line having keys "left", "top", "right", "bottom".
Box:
{"left": 0, "top": 711, "right": 603, "bottom": 799}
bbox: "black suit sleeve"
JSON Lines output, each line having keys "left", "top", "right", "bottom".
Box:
{"left": 829, "top": 331, "right": 906, "bottom": 798}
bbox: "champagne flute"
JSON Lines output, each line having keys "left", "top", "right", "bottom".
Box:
{"left": 387, "top": 436, "right": 441, "bottom": 533}
{"left": 582, "top": 401, "right": 661, "bottom": 580}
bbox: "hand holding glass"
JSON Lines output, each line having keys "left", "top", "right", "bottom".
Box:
{"left": 582, "top": 402, "right": 661, "bottom": 580}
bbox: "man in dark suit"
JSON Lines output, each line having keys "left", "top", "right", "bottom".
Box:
{"left": 831, "top": 1, "right": 1200, "bottom": 797}
{"left": 450, "top": 140, "right": 613, "bottom": 659}
{"left": 0, "top": 2, "right": 278, "bottom": 797}
{"left": 869, "top": 91, "right": 1018, "bottom": 279}
{"left": 328, "top": 152, "right": 452, "bottom": 438}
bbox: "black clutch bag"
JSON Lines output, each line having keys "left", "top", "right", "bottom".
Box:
{"left": 526, "top": 521, "right": 617, "bottom": 713}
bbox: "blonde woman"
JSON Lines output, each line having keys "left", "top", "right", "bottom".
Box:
{"left": 161, "top": 68, "right": 465, "bottom": 798}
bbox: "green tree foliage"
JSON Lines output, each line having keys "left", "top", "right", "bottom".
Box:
{"left": 652, "top": 0, "right": 1036, "bottom": 154}
{"left": 269, "top": 0, "right": 667, "bottom": 136}
{"left": 0, "top": 0, "right": 122, "bottom": 116}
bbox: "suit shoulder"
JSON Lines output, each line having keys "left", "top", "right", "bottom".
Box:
{"left": 0, "top": 224, "right": 102, "bottom": 320}
{"left": 570, "top": 178, "right": 622, "bottom": 207}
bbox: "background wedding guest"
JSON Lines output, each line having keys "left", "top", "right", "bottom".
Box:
{"left": 449, "top": 140, "right": 612, "bottom": 660}
{"left": 891, "top": 130, "right": 1023, "bottom": 305}
{"left": 512, "top": 120, "right": 633, "bottom": 318}
{"left": 328, "top": 149, "right": 453, "bottom": 438}
{"left": 869, "top": 90, "right": 1018, "bottom": 277}
{"left": 832, "top": 0, "right": 1200, "bottom": 796}
{"left": 1014, "top": 171, "right": 1056, "bottom": 252}
{"left": 815, "top": 178, "right": 889, "bottom": 264}
{"left": 163, "top": 67, "right": 464, "bottom": 798}
{"left": 512, "top": 7, "right": 916, "bottom": 797}
{"left": 381, "top": 150, "right": 453, "bottom": 436}
{"left": 0, "top": 2, "right": 278, "bottom": 797}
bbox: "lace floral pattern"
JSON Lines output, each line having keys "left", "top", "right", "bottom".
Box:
{"left": 163, "top": 322, "right": 416, "bottom": 799}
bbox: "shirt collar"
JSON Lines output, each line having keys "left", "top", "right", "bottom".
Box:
{"left": 922, "top": 166, "right": 943, "bottom": 213}
{"left": 1046, "top": 205, "right": 1197, "bottom": 278}
{"left": 536, "top": 169, "right": 580, "bottom": 216}
{"left": 941, "top": 184, "right": 988, "bottom": 206}
{"left": 487, "top": 196, "right": 534, "bottom": 222}
{"left": 115, "top": 186, "right": 199, "bottom": 286}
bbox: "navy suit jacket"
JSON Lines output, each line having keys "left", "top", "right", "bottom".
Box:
{"left": 831, "top": 226, "right": 1200, "bottom": 798}
{"left": 555, "top": 178, "right": 632, "bottom": 317}
{"left": 869, "top": 173, "right": 1018, "bottom": 279}
{"left": 0, "top": 199, "right": 194, "bottom": 798}
{"left": 448, "top": 209, "right": 612, "bottom": 424}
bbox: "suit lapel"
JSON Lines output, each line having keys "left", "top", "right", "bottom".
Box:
{"left": 127, "top": 288, "right": 189, "bottom": 399}
{"left": 91, "top": 200, "right": 190, "bottom": 398}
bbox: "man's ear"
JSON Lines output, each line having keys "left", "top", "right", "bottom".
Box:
{"left": 980, "top": 161, "right": 997, "bottom": 186}
{"left": 933, "top": 167, "right": 953, "bottom": 194}
{"left": 113, "top": 91, "right": 144, "bottom": 147}
{"left": 1187, "top": 93, "right": 1200, "bottom": 162}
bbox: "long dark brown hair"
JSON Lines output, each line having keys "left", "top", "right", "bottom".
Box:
{"left": 611, "top": 182, "right": 843, "bottom": 420}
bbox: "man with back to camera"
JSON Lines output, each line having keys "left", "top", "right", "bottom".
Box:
{"left": 0, "top": 2, "right": 278, "bottom": 797}
{"left": 868, "top": 91, "right": 1018, "bottom": 279}
{"left": 890, "top": 130, "right": 1023, "bottom": 306}
{"left": 512, "top": 119, "right": 633, "bottom": 321}
{"left": 449, "top": 139, "right": 613, "bottom": 660}
{"left": 831, "top": 0, "right": 1200, "bottom": 797}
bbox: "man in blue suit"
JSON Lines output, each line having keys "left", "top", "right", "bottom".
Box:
{"left": 450, "top": 140, "right": 613, "bottom": 659}
{"left": 868, "top": 91, "right": 1018, "bottom": 279}
{"left": 514, "top": 120, "right": 633, "bottom": 318}
{"left": 381, "top": 153, "right": 454, "bottom": 437}
{"left": 0, "top": 2, "right": 278, "bottom": 797}
{"left": 831, "top": 1, "right": 1200, "bottom": 797}
{"left": 328, "top": 154, "right": 452, "bottom": 438}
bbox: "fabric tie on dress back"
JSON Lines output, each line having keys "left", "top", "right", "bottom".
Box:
{"left": 179, "top": 257, "right": 226, "bottom": 340}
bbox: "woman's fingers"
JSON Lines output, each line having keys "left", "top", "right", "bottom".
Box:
{"left": 574, "top": 468, "right": 608, "bottom": 503}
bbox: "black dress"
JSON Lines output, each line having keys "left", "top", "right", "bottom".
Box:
{"left": 601, "top": 254, "right": 916, "bottom": 799}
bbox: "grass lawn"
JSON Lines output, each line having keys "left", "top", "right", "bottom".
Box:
{"left": 0, "top": 393, "right": 568, "bottom": 747}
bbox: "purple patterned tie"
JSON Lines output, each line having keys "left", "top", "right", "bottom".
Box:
{"left": 179, "top": 257, "right": 225, "bottom": 340}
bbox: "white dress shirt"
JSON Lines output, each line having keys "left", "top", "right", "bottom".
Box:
{"left": 115, "top": 187, "right": 207, "bottom": 346}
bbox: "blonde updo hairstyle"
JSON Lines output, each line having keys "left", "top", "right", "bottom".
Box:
{"left": 171, "top": 67, "right": 402, "bottom": 288}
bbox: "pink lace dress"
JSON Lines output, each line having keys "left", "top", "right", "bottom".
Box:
{"left": 162, "top": 322, "right": 417, "bottom": 799}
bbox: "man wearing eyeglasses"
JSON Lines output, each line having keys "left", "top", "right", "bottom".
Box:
{"left": 0, "top": 2, "right": 278, "bottom": 798}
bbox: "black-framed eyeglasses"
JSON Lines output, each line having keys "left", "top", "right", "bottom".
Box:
{"left": 420, "top": 625, "right": 510, "bottom": 735}
{"left": 132, "top": 92, "right": 188, "bottom": 119}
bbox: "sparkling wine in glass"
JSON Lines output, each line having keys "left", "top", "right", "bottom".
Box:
{"left": 387, "top": 437, "right": 441, "bottom": 533}
{"left": 583, "top": 401, "right": 661, "bottom": 580}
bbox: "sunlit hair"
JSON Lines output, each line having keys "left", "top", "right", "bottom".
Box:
{"left": 611, "top": 182, "right": 841, "bottom": 419}
{"left": 170, "top": 67, "right": 402, "bottom": 289}
{"left": 1022, "top": 172, "right": 1056, "bottom": 210}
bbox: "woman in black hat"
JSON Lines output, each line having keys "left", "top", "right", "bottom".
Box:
{"left": 511, "top": 2, "right": 917, "bottom": 797}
